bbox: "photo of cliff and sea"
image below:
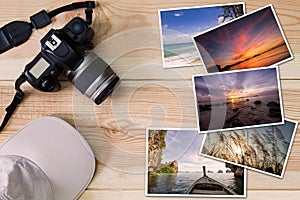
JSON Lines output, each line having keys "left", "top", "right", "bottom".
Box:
{"left": 146, "top": 129, "right": 245, "bottom": 197}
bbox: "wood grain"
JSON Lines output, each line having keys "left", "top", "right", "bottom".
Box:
{"left": 0, "top": 0, "right": 300, "bottom": 199}
{"left": 80, "top": 190, "right": 300, "bottom": 200}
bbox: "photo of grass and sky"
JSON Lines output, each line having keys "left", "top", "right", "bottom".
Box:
{"left": 159, "top": 3, "right": 244, "bottom": 68}
{"left": 194, "top": 6, "right": 293, "bottom": 72}
{"left": 193, "top": 67, "right": 283, "bottom": 132}
{"left": 147, "top": 129, "right": 245, "bottom": 196}
{"left": 201, "top": 120, "right": 297, "bottom": 178}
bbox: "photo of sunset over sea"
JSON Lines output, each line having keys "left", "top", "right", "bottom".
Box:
{"left": 193, "top": 67, "right": 283, "bottom": 132}
{"left": 194, "top": 6, "right": 293, "bottom": 73}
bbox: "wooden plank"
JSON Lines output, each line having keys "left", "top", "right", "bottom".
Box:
{"left": 80, "top": 190, "right": 300, "bottom": 200}
{"left": 1, "top": 79, "right": 299, "bottom": 129}
{"left": 0, "top": 53, "right": 300, "bottom": 81}
{"left": 0, "top": 79, "right": 299, "bottom": 132}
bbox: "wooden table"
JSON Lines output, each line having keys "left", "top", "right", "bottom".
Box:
{"left": 0, "top": 0, "right": 299, "bottom": 199}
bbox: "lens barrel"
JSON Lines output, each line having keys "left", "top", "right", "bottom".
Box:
{"left": 65, "top": 52, "right": 120, "bottom": 104}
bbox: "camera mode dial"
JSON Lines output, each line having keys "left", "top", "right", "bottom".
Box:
{"left": 63, "top": 17, "right": 94, "bottom": 44}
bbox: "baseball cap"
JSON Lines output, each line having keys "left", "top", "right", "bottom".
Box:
{"left": 0, "top": 116, "right": 95, "bottom": 200}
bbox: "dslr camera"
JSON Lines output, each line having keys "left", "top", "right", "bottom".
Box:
{"left": 0, "top": 1, "right": 119, "bottom": 131}
{"left": 23, "top": 7, "right": 120, "bottom": 104}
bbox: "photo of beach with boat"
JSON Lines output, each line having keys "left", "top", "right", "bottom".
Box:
{"left": 146, "top": 129, "right": 246, "bottom": 197}
{"left": 159, "top": 3, "right": 244, "bottom": 68}
{"left": 200, "top": 119, "right": 298, "bottom": 178}
{"left": 193, "top": 67, "right": 283, "bottom": 132}
{"left": 194, "top": 5, "right": 293, "bottom": 73}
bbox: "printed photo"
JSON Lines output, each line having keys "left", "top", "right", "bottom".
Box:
{"left": 193, "top": 5, "right": 293, "bottom": 73}
{"left": 193, "top": 66, "right": 283, "bottom": 132}
{"left": 159, "top": 3, "right": 245, "bottom": 68}
{"left": 200, "top": 119, "right": 298, "bottom": 178}
{"left": 146, "top": 128, "right": 246, "bottom": 197}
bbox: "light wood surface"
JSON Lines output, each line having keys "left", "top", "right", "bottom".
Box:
{"left": 0, "top": 0, "right": 300, "bottom": 199}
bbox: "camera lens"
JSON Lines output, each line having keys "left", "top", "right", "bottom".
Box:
{"left": 94, "top": 75, "right": 120, "bottom": 105}
{"left": 65, "top": 52, "right": 120, "bottom": 104}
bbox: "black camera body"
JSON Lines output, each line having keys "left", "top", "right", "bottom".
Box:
{"left": 24, "top": 17, "right": 120, "bottom": 104}
{"left": 24, "top": 17, "right": 92, "bottom": 92}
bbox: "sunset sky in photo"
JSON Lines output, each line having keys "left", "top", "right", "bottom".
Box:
{"left": 194, "top": 67, "right": 279, "bottom": 104}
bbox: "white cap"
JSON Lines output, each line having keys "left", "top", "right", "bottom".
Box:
{"left": 0, "top": 116, "right": 95, "bottom": 200}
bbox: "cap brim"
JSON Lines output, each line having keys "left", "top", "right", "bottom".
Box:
{"left": 0, "top": 116, "right": 95, "bottom": 200}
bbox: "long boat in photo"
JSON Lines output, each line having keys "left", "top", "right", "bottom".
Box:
{"left": 187, "top": 166, "right": 237, "bottom": 195}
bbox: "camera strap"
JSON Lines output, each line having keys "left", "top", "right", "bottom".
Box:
{"left": 0, "top": 74, "right": 27, "bottom": 131}
{"left": 0, "top": 1, "right": 95, "bottom": 54}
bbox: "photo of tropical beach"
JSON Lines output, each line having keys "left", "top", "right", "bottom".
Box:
{"left": 194, "top": 6, "right": 293, "bottom": 72}
{"left": 201, "top": 120, "right": 297, "bottom": 178}
{"left": 147, "top": 129, "right": 245, "bottom": 196}
{"left": 159, "top": 3, "right": 244, "bottom": 68}
{"left": 193, "top": 67, "right": 283, "bottom": 132}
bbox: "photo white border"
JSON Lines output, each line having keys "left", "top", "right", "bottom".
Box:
{"left": 158, "top": 2, "right": 246, "bottom": 69}
{"left": 192, "top": 65, "right": 285, "bottom": 133}
{"left": 192, "top": 4, "right": 294, "bottom": 73}
{"left": 199, "top": 119, "right": 298, "bottom": 179}
{"left": 145, "top": 127, "right": 247, "bottom": 197}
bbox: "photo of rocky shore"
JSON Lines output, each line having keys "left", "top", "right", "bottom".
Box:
{"left": 193, "top": 67, "right": 283, "bottom": 132}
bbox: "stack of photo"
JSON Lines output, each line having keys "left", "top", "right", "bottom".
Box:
{"left": 146, "top": 2, "right": 298, "bottom": 197}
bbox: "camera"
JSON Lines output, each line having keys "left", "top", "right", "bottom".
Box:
{"left": 23, "top": 17, "right": 120, "bottom": 105}
{"left": 0, "top": 1, "right": 122, "bottom": 131}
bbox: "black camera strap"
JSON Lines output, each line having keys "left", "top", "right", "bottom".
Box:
{"left": 48, "top": 1, "right": 95, "bottom": 18}
{"left": 0, "top": 1, "right": 95, "bottom": 54}
{"left": 0, "top": 74, "right": 27, "bottom": 131}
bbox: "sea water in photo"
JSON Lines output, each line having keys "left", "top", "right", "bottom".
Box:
{"left": 163, "top": 42, "right": 199, "bottom": 66}
{"left": 199, "top": 93, "right": 282, "bottom": 131}
{"left": 148, "top": 171, "right": 244, "bottom": 195}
